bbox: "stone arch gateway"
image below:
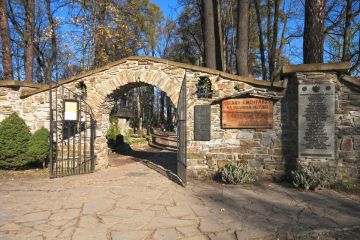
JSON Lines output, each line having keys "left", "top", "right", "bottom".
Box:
{"left": 1, "top": 56, "right": 287, "bottom": 182}
{"left": 8, "top": 57, "right": 360, "bottom": 181}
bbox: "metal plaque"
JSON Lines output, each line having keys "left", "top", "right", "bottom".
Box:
{"left": 222, "top": 98, "right": 273, "bottom": 129}
{"left": 298, "top": 84, "right": 335, "bottom": 159}
{"left": 194, "top": 105, "right": 211, "bottom": 141}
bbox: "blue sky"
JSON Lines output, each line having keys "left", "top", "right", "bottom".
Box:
{"left": 151, "top": 0, "right": 180, "bottom": 19}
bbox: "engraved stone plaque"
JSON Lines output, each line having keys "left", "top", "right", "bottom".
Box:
{"left": 298, "top": 84, "right": 335, "bottom": 159}
{"left": 222, "top": 98, "right": 273, "bottom": 129}
{"left": 194, "top": 105, "right": 211, "bottom": 141}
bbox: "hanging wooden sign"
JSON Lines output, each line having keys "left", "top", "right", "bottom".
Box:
{"left": 222, "top": 98, "right": 273, "bottom": 129}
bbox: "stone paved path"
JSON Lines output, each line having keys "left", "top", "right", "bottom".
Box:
{"left": 0, "top": 157, "right": 359, "bottom": 240}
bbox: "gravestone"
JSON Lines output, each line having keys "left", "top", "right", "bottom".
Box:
{"left": 298, "top": 84, "right": 335, "bottom": 159}
{"left": 194, "top": 105, "right": 211, "bottom": 141}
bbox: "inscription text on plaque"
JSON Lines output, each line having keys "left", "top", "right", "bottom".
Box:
{"left": 222, "top": 98, "right": 273, "bottom": 129}
{"left": 194, "top": 105, "right": 211, "bottom": 141}
{"left": 298, "top": 84, "right": 335, "bottom": 159}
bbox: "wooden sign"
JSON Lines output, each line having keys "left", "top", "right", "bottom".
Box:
{"left": 222, "top": 98, "right": 273, "bottom": 129}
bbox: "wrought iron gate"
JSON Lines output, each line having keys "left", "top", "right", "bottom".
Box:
{"left": 177, "top": 76, "right": 187, "bottom": 185}
{"left": 49, "top": 85, "right": 95, "bottom": 178}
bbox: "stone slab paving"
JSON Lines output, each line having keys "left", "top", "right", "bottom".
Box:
{"left": 0, "top": 160, "right": 359, "bottom": 240}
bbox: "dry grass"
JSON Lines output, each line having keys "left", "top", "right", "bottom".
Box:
{"left": 0, "top": 168, "right": 49, "bottom": 181}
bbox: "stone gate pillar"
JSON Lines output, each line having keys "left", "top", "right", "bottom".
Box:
{"left": 282, "top": 62, "right": 360, "bottom": 182}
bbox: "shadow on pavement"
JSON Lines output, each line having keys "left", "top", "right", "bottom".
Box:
{"left": 191, "top": 180, "right": 360, "bottom": 239}
{"left": 109, "top": 138, "right": 181, "bottom": 185}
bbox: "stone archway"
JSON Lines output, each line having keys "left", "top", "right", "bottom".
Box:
{"left": 80, "top": 68, "right": 185, "bottom": 168}
{"left": 15, "top": 56, "right": 288, "bottom": 181}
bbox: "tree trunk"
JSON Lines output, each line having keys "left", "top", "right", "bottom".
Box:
{"left": 303, "top": 0, "right": 327, "bottom": 64}
{"left": 160, "top": 92, "right": 165, "bottom": 125}
{"left": 203, "top": 0, "right": 216, "bottom": 69}
{"left": 254, "top": 0, "right": 267, "bottom": 80}
{"left": 82, "top": 2, "right": 87, "bottom": 69}
{"left": 269, "top": 0, "right": 280, "bottom": 81}
{"left": 137, "top": 88, "right": 143, "bottom": 133}
{"left": 24, "top": 0, "right": 35, "bottom": 82}
{"left": 214, "top": 0, "right": 223, "bottom": 71}
{"left": 166, "top": 97, "right": 172, "bottom": 131}
{"left": 44, "top": 0, "right": 57, "bottom": 84}
{"left": 0, "top": 0, "right": 13, "bottom": 80}
{"left": 198, "top": 0, "right": 206, "bottom": 67}
{"left": 236, "top": 0, "right": 249, "bottom": 76}
{"left": 266, "top": 0, "right": 272, "bottom": 73}
{"left": 342, "top": 0, "right": 353, "bottom": 61}
{"left": 94, "top": 1, "right": 107, "bottom": 68}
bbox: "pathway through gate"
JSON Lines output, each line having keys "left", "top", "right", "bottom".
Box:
{"left": 49, "top": 66, "right": 187, "bottom": 185}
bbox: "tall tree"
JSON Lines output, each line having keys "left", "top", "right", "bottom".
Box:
{"left": 94, "top": 0, "right": 107, "bottom": 67}
{"left": 0, "top": 0, "right": 13, "bottom": 80}
{"left": 145, "top": 3, "right": 163, "bottom": 57}
{"left": 160, "top": 91, "right": 165, "bottom": 125}
{"left": 269, "top": 0, "right": 280, "bottom": 81}
{"left": 214, "top": 0, "right": 224, "bottom": 71}
{"left": 24, "top": 0, "right": 35, "bottom": 82}
{"left": 303, "top": 0, "right": 327, "bottom": 63}
{"left": 342, "top": 0, "right": 353, "bottom": 61}
{"left": 254, "top": 0, "right": 266, "bottom": 80}
{"left": 44, "top": 0, "right": 57, "bottom": 83}
{"left": 236, "top": 0, "right": 249, "bottom": 76}
{"left": 203, "top": 0, "right": 217, "bottom": 69}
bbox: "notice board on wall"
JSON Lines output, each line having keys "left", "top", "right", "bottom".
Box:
{"left": 221, "top": 98, "right": 273, "bottom": 129}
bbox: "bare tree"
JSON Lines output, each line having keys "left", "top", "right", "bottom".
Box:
{"left": 203, "top": 0, "right": 217, "bottom": 69}
{"left": 269, "top": 0, "right": 280, "bottom": 81}
{"left": 254, "top": 0, "right": 266, "bottom": 80}
{"left": 44, "top": 0, "right": 57, "bottom": 83}
{"left": 303, "top": 0, "right": 327, "bottom": 63}
{"left": 0, "top": 0, "right": 13, "bottom": 80}
{"left": 342, "top": 0, "right": 353, "bottom": 61}
{"left": 24, "top": 0, "right": 35, "bottom": 82}
{"left": 236, "top": 0, "right": 249, "bottom": 76}
{"left": 214, "top": 0, "right": 224, "bottom": 71}
{"left": 94, "top": 0, "right": 107, "bottom": 68}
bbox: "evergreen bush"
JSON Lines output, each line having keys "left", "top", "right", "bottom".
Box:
{"left": 27, "top": 127, "right": 50, "bottom": 167}
{"left": 0, "top": 113, "right": 31, "bottom": 168}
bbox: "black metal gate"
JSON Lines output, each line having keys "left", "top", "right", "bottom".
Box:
{"left": 177, "top": 76, "right": 187, "bottom": 185}
{"left": 49, "top": 85, "right": 95, "bottom": 178}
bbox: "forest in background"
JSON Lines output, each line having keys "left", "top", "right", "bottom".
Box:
{"left": 0, "top": 0, "right": 359, "bottom": 84}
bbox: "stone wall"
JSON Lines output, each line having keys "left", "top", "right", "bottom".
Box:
{"left": 185, "top": 72, "right": 285, "bottom": 180}
{"left": 0, "top": 83, "right": 49, "bottom": 132}
{"left": 284, "top": 72, "right": 360, "bottom": 182}
{"left": 1, "top": 57, "right": 358, "bottom": 182}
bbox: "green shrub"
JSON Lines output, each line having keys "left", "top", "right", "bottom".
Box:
{"left": 291, "top": 164, "right": 334, "bottom": 190}
{"left": 0, "top": 113, "right": 31, "bottom": 168}
{"left": 106, "top": 116, "right": 121, "bottom": 141}
{"left": 27, "top": 127, "right": 50, "bottom": 167}
{"left": 218, "top": 162, "right": 256, "bottom": 184}
{"left": 125, "top": 137, "right": 148, "bottom": 144}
